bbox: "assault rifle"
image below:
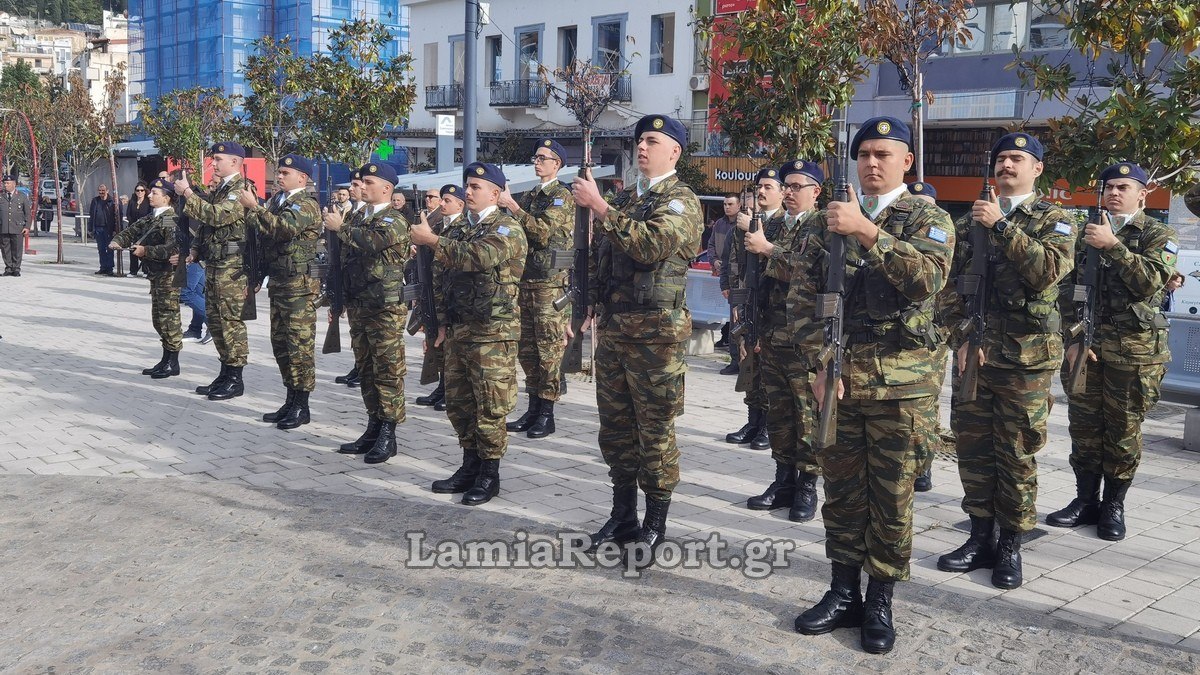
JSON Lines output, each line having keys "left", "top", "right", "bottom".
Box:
{"left": 412, "top": 206, "right": 444, "bottom": 384}
{"left": 558, "top": 166, "right": 593, "bottom": 374}
{"left": 814, "top": 120, "right": 852, "bottom": 449}
{"left": 956, "top": 162, "right": 995, "bottom": 402}
{"left": 729, "top": 183, "right": 763, "bottom": 394}
{"left": 240, "top": 177, "right": 262, "bottom": 321}
{"left": 1065, "top": 183, "right": 1104, "bottom": 394}
{"left": 170, "top": 169, "right": 191, "bottom": 289}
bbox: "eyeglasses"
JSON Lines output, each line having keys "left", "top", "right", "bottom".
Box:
{"left": 135, "top": 188, "right": 145, "bottom": 192}
{"left": 530, "top": 155, "right": 558, "bottom": 164}
{"left": 783, "top": 183, "right": 819, "bottom": 192}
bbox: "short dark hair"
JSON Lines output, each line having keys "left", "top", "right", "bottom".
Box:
{"left": 724, "top": 193, "right": 741, "bottom": 202}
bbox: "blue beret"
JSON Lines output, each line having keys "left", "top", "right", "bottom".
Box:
{"left": 440, "top": 184, "right": 463, "bottom": 199}
{"left": 2, "top": 174, "right": 16, "bottom": 182}
{"left": 209, "top": 141, "right": 246, "bottom": 158}
{"left": 634, "top": 114, "right": 687, "bottom": 149}
{"left": 464, "top": 161, "right": 507, "bottom": 188}
{"left": 780, "top": 160, "right": 824, "bottom": 186}
{"left": 149, "top": 177, "right": 174, "bottom": 195}
{"left": 851, "top": 117, "right": 911, "bottom": 156}
{"left": 907, "top": 181, "right": 937, "bottom": 199}
{"left": 535, "top": 139, "right": 568, "bottom": 163}
{"left": 1100, "top": 162, "right": 1148, "bottom": 185}
{"left": 991, "top": 132, "right": 1043, "bottom": 163}
{"left": 359, "top": 162, "right": 398, "bottom": 186}
{"left": 279, "top": 153, "right": 314, "bottom": 178}
{"left": 755, "top": 167, "right": 782, "bottom": 184}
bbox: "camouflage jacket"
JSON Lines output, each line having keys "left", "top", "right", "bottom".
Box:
{"left": 942, "top": 194, "right": 1075, "bottom": 371}
{"left": 589, "top": 174, "right": 703, "bottom": 344}
{"left": 249, "top": 189, "right": 322, "bottom": 292}
{"left": 775, "top": 212, "right": 826, "bottom": 370}
{"left": 805, "top": 192, "right": 954, "bottom": 400}
{"left": 184, "top": 174, "right": 256, "bottom": 269}
{"left": 1059, "top": 210, "right": 1177, "bottom": 366}
{"left": 431, "top": 212, "right": 469, "bottom": 326}
{"left": 112, "top": 208, "right": 178, "bottom": 276}
{"left": 758, "top": 210, "right": 811, "bottom": 345}
{"left": 516, "top": 180, "right": 574, "bottom": 287}
{"left": 435, "top": 208, "right": 527, "bottom": 342}
{"left": 338, "top": 204, "right": 411, "bottom": 309}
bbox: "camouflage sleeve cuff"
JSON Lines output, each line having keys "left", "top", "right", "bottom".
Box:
{"left": 861, "top": 228, "right": 896, "bottom": 266}
{"left": 1102, "top": 240, "right": 1131, "bottom": 265}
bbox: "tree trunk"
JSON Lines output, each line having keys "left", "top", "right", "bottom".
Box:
{"left": 54, "top": 146, "right": 64, "bottom": 263}
{"left": 107, "top": 146, "right": 122, "bottom": 274}
{"left": 913, "top": 69, "right": 924, "bottom": 182}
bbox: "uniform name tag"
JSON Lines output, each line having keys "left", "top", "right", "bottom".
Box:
{"left": 553, "top": 198, "right": 564, "bottom": 206}
{"left": 927, "top": 226, "right": 948, "bottom": 243}
{"left": 1166, "top": 241, "right": 1180, "bottom": 254}
{"left": 497, "top": 225, "right": 511, "bottom": 236}
{"left": 1054, "top": 222, "right": 1072, "bottom": 235}
{"left": 668, "top": 199, "right": 684, "bottom": 214}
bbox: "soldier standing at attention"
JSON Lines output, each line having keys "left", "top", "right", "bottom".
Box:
{"left": 500, "top": 138, "right": 575, "bottom": 439}
{"left": 323, "top": 163, "right": 411, "bottom": 464}
{"left": 108, "top": 178, "right": 182, "bottom": 378}
{"left": 335, "top": 171, "right": 366, "bottom": 389}
{"left": 413, "top": 162, "right": 527, "bottom": 506}
{"left": 744, "top": 160, "right": 825, "bottom": 522}
{"left": 176, "top": 142, "right": 256, "bottom": 401}
{"left": 415, "top": 184, "right": 468, "bottom": 413}
{"left": 1048, "top": 162, "right": 1177, "bottom": 541}
{"left": 937, "top": 133, "right": 1075, "bottom": 589}
{"left": 0, "top": 174, "right": 31, "bottom": 276}
{"left": 240, "top": 154, "right": 323, "bottom": 430}
{"left": 571, "top": 115, "right": 702, "bottom": 568}
{"left": 793, "top": 117, "right": 953, "bottom": 654}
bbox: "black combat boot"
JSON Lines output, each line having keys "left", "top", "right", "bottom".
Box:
{"left": 338, "top": 417, "right": 381, "bottom": 454}
{"left": 625, "top": 497, "right": 670, "bottom": 570}
{"left": 433, "top": 398, "right": 448, "bottom": 411}
{"left": 276, "top": 390, "right": 311, "bottom": 430}
{"left": 725, "top": 408, "right": 762, "bottom": 444}
{"left": 345, "top": 370, "right": 361, "bottom": 388}
{"left": 462, "top": 459, "right": 500, "bottom": 505}
{"left": 991, "top": 529, "right": 1023, "bottom": 589}
{"left": 527, "top": 399, "right": 556, "bottom": 439}
{"left": 749, "top": 424, "right": 771, "bottom": 450}
{"left": 142, "top": 348, "right": 169, "bottom": 375}
{"left": 795, "top": 562, "right": 864, "bottom": 634}
{"left": 207, "top": 366, "right": 244, "bottom": 400}
{"left": 416, "top": 376, "right": 445, "bottom": 406}
{"left": 585, "top": 484, "right": 640, "bottom": 554}
{"left": 432, "top": 450, "right": 482, "bottom": 493}
{"left": 937, "top": 515, "right": 998, "bottom": 573}
{"left": 334, "top": 366, "right": 358, "bottom": 384}
{"left": 262, "top": 389, "right": 296, "bottom": 423}
{"left": 1047, "top": 469, "right": 1103, "bottom": 528}
{"left": 747, "top": 461, "right": 796, "bottom": 510}
{"left": 363, "top": 421, "right": 397, "bottom": 464}
{"left": 789, "top": 471, "right": 820, "bottom": 522}
{"left": 1097, "top": 477, "right": 1132, "bottom": 541}
{"left": 506, "top": 395, "right": 541, "bottom": 432}
{"left": 914, "top": 466, "right": 933, "bottom": 493}
{"left": 196, "top": 364, "right": 228, "bottom": 395}
{"left": 860, "top": 577, "right": 896, "bottom": 654}
{"left": 150, "top": 350, "right": 180, "bottom": 379}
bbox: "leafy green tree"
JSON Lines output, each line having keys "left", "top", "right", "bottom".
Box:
{"left": 136, "top": 87, "right": 238, "bottom": 174}
{"left": 236, "top": 35, "right": 308, "bottom": 170}
{"left": 0, "top": 61, "right": 43, "bottom": 108}
{"left": 1015, "top": 0, "right": 1200, "bottom": 193}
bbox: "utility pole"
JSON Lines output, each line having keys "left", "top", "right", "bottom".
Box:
{"left": 463, "top": 0, "right": 478, "bottom": 165}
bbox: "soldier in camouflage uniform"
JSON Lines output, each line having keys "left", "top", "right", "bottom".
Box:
{"left": 109, "top": 178, "right": 182, "bottom": 379}
{"left": 1049, "top": 162, "right": 1177, "bottom": 542}
{"left": 745, "top": 160, "right": 824, "bottom": 522}
{"left": 793, "top": 118, "right": 953, "bottom": 655}
{"left": 240, "top": 154, "right": 323, "bottom": 430}
{"left": 936, "top": 133, "right": 1075, "bottom": 590}
{"left": 907, "top": 181, "right": 944, "bottom": 493}
{"left": 335, "top": 172, "right": 366, "bottom": 389}
{"left": 415, "top": 184, "right": 467, "bottom": 411}
{"left": 176, "top": 141, "right": 257, "bottom": 401}
{"left": 323, "top": 163, "right": 411, "bottom": 464}
{"left": 572, "top": 115, "right": 702, "bottom": 568}
{"left": 414, "top": 162, "right": 527, "bottom": 506}
{"left": 500, "top": 138, "right": 574, "bottom": 439}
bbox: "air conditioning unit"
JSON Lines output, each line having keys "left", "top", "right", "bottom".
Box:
{"left": 689, "top": 74, "right": 710, "bottom": 91}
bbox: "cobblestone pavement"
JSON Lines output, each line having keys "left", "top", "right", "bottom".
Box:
{"left": 2, "top": 242, "right": 1200, "bottom": 672}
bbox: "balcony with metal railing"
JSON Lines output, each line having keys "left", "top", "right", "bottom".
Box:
{"left": 608, "top": 73, "right": 632, "bottom": 102}
{"left": 425, "top": 84, "right": 463, "bottom": 110}
{"left": 489, "top": 79, "right": 548, "bottom": 107}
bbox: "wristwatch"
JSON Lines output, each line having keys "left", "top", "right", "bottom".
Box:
{"left": 993, "top": 218, "right": 1011, "bottom": 235}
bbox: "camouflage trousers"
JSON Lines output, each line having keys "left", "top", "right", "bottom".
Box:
{"left": 595, "top": 334, "right": 686, "bottom": 501}
{"left": 760, "top": 340, "right": 818, "bottom": 474}
{"left": 738, "top": 340, "right": 768, "bottom": 411}
{"left": 1064, "top": 358, "right": 1164, "bottom": 481}
{"left": 444, "top": 334, "right": 518, "bottom": 460}
{"left": 268, "top": 279, "right": 319, "bottom": 392}
{"left": 517, "top": 285, "right": 569, "bottom": 401}
{"left": 820, "top": 396, "right": 933, "bottom": 582}
{"left": 921, "top": 344, "right": 951, "bottom": 474}
{"left": 954, "top": 365, "right": 1053, "bottom": 533}
{"left": 205, "top": 264, "right": 248, "bottom": 367}
{"left": 148, "top": 271, "right": 183, "bottom": 352}
{"left": 347, "top": 304, "right": 407, "bottom": 423}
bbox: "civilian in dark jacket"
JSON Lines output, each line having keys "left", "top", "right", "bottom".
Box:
{"left": 89, "top": 185, "right": 119, "bottom": 275}
{"left": 125, "top": 182, "right": 153, "bottom": 276}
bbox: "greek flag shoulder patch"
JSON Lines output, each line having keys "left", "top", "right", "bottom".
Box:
{"left": 290, "top": 204, "right": 301, "bottom": 212}
{"left": 1166, "top": 241, "right": 1180, "bottom": 254}
{"left": 382, "top": 217, "right": 394, "bottom": 223}
{"left": 227, "top": 194, "right": 238, "bottom": 201}
{"left": 927, "top": 226, "right": 948, "bottom": 244}
{"left": 1054, "top": 221, "right": 1073, "bottom": 236}
{"left": 497, "top": 225, "right": 511, "bottom": 236}
{"left": 553, "top": 198, "right": 564, "bottom": 206}
{"left": 668, "top": 199, "right": 685, "bottom": 215}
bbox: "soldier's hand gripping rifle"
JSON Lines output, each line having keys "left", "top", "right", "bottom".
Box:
{"left": 240, "top": 178, "right": 262, "bottom": 321}
{"left": 955, "top": 162, "right": 995, "bottom": 402}
{"left": 1065, "top": 183, "right": 1104, "bottom": 394}
{"left": 557, "top": 166, "right": 593, "bottom": 375}
{"left": 814, "top": 121, "right": 852, "bottom": 449}
{"left": 411, "top": 206, "right": 445, "bottom": 385}
{"left": 729, "top": 183, "right": 763, "bottom": 394}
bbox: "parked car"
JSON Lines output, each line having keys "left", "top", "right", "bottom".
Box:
{"left": 39, "top": 178, "right": 59, "bottom": 203}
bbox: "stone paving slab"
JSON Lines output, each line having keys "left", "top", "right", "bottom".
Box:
{"left": 2, "top": 241, "right": 1200, "bottom": 669}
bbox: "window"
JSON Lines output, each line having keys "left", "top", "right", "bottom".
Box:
{"left": 331, "top": 0, "right": 350, "bottom": 19}
{"left": 558, "top": 26, "right": 577, "bottom": 70}
{"left": 486, "top": 36, "right": 502, "bottom": 84}
{"left": 423, "top": 42, "right": 437, "bottom": 86}
{"left": 449, "top": 34, "right": 464, "bottom": 85}
{"left": 593, "top": 14, "right": 626, "bottom": 72}
{"left": 515, "top": 25, "right": 543, "bottom": 80}
{"left": 950, "top": 1, "right": 1068, "bottom": 55}
{"left": 650, "top": 13, "right": 675, "bottom": 75}
{"left": 1029, "top": 1, "right": 1071, "bottom": 49}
